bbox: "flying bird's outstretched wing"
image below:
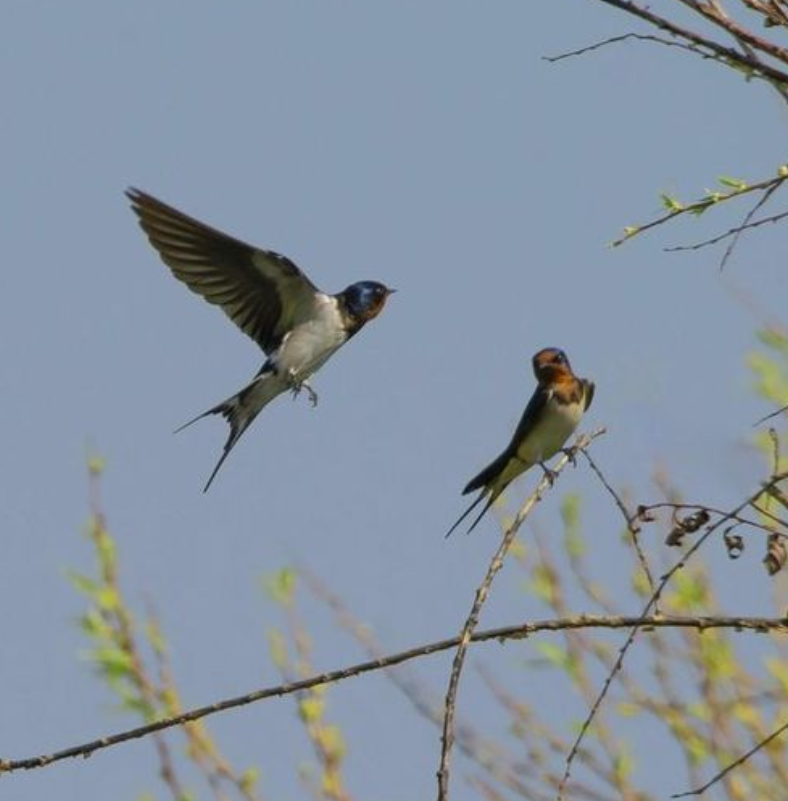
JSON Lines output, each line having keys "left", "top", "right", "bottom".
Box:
{"left": 126, "top": 188, "right": 321, "bottom": 354}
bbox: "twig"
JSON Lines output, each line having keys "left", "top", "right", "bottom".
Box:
{"left": 613, "top": 173, "right": 788, "bottom": 247}
{"left": 592, "top": 0, "right": 788, "bottom": 86}
{"left": 638, "top": 501, "right": 787, "bottom": 536}
{"left": 556, "top": 469, "right": 788, "bottom": 800}
{"left": 672, "top": 718, "right": 788, "bottom": 798}
{"left": 582, "top": 450, "right": 657, "bottom": 599}
{"left": 436, "top": 428, "right": 604, "bottom": 801}
{"left": 543, "top": 32, "right": 722, "bottom": 64}
{"left": 755, "top": 402, "right": 788, "bottom": 426}
{"left": 3, "top": 612, "right": 782, "bottom": 775}
{"left": 664, "top": 207, "right": 788, "bottom": 264}
{"left": 300, "top": 567, "right": 530, "bottom": 796}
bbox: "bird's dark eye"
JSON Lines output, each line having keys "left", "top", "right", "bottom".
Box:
{"left": 553, "top": 352, "right": 565, "bottom": 364}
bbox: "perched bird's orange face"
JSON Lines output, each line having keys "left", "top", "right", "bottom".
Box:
{"left": 532, "top": 347, "right": 574, "bottom": 385}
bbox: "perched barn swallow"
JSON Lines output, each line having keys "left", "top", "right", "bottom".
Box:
{"left": 446, "top": 348, "right": 594, "bottom": 537}
{"left": 126, "top": 188, "right": 395, "bottom": 491}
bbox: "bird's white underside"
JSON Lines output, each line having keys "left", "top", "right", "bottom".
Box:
{"left": 493, "top": 393, "right": 585, "bottom": 493}
{"left": 274, "top": 293, "right": 347, "bottom": 382}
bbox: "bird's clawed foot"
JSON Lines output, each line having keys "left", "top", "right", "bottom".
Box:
{"left": 561, "top": 446, "right": 577, "bottom": 467}
{"left": 539, "top": 463, "right": 557, "bottom": 486}
{"left": 289, "top": 376, "right": 319, "bottom": 407}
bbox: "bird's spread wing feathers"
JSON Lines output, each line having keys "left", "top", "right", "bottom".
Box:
{"left": 126, "top": 188, "right": 320, "bottom": 354}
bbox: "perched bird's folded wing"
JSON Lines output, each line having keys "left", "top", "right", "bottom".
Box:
{"left": 462, "top": 388, "right": 550, "bottom": 495}
{"left": 126, "top": 188, "right": 321, "bottom": 354}
{"left": 583, "top": 380, "right": 595, "bottom": 411}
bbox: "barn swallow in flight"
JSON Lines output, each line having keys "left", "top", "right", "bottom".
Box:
{"left": 446, "top": 348, "right": 594, "bottom": 537}
{"left": 126, "top": 188, "right": 395, "bottom": 491}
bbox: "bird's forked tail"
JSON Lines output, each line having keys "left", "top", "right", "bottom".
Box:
{"left": 175, "top": 372, "right": 282, "bottom": 492}
{"left": 445, "top": 491, "right": 498, "bottom": 538}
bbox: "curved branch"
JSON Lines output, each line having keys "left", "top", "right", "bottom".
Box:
{"left": 1, "top": 613, "right": 785, "bottom": 776}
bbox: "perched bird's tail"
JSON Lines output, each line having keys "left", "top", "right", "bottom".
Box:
{"left": 445, "top": 491, "right": 498, "bottom": 538}
{"left": 176, "top": 370, "right": 284, "bottom": 492}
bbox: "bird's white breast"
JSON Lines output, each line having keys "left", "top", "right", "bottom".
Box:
{"left": 517, "top": 395, "right": 584, "bottom": 465}
{"left": 275, "top": 294, "right": 347, "bottom": 380}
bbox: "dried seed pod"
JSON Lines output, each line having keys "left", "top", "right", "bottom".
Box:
{"left": 764, "top": 532, "right": 787, "bottom": 576}
{"left": 636, "top": 505, "right": 656, "bottom": 523}
{"left": 666, "top": 509, "right": 711, "bottom": 547}
{"left": 723, "top": 527, "right": 744, "bottom": 559}
{"left": 682, "top": 510, "right": 711, "bottom": 533}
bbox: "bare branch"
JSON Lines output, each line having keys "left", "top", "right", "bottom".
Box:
{"left": 591, "top": 0, "right": 788, "bottom": 85}
{"left": 543, "top": 32, "right": 725, "bottom": 64}
{"left": 664, "top": 203, "right": 788, "bottom": 269}
{"left": 436, "top": 429, "right": 605, "bottom": 801}
{"left": 556, "top": 468, "right": 788, "bottom": 799}
{"left": 672, "top": 718, "right": 788, "bottom": 797}
{"left": 2, "top": 612, "right": 784, "bottom": 776}
{"left": 755, "top": 402, "right": 788, "bottom": 426}
{"left": 582, "top": 450, "right": 658, "bottom": 599}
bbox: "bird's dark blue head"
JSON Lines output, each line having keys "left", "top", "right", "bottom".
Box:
{"left": 338, "top": 281, "right": 395, "bottom": 330}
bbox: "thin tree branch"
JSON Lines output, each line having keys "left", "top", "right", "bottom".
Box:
{"left": 672, "top": 718, "right": 788, "bottom": 797}
{"left": 2, "top": 613, "right": 783, "bottom": 776}
{"left": 591, "top": 0, "right": 788, "bottom": 85}
{"left": 613, "top": 173, "right": 788, "bottom": 247}
{"left": 556, "top": 468, "right": 788, "bottom": 800}
{"left": 755, "top": 402, "right": 788, "bottom": 426}
{"left": 436, "top": 429, "right": 606, "bottom": 801}
{"left": 664, "top": 207, "right": 788, "bottom": 263}
{"left": 543, "top": 32, "right": 725, "bottom": 65}
{"left": 638, "top": 501, "right": 788, "bottom": 537}
{"left": 582, "top": 450, "right": 658, "bottom": 599}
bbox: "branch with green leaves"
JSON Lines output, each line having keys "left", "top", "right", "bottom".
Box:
{"left": 612, "top": 168, "right": 788, "bottom": 262}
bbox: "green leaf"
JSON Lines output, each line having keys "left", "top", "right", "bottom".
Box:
{"left": 535, "top": 642, "right": 579, "bottom": 679}
{"left": 267, "top": 628, "right": 289, "bottom": 671}
{"left": 529, "top": 563, "right": 558, "bottom": 605}
{"left": 617, "top": 701, "right": 641, "bottom": 718}
{"left": 92, "top": 646, "right": 134, "bottom": 676}
{"left": 67, "top": 571, "right": 100, "bottom": 597}
{"left": 561, "top": 494, "right": 584, "bottom": 557}
{"left": 262, "top": 567, "right": 296, "bottom": 606}
{"left": 660, "top": 193, "right": 685, "bottom": 213}
{"left": 317, "top": 725, "right": 346, "bottom": 760}
{"left": 145, "top": 619, "right": 168, "bottom": 657}
{"left": 669, "top": 571, "right": 707, "bottom": 611}
{"left": 300, "top": 695, "right": 325, "bottom": 723}
{"left": 613, "top": 747, "right": 635, "bottom": 781}
{"left": 86, "top": 454, "right": 107, "bottom": 476}
{"left": 757, "top": 327, "right": 788, "bottom": 356}
{"left": 240, "top": 767, "right": 260, "bottom": 793}
{"left": 717, "top": 175, "right": 748, "bottom": 191}
{"left": 79, "top": 609, "right": 112, "bottom": 641}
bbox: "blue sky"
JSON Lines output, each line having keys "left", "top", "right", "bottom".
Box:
{"left": 2, "top": 3, "right": 787, "bottom": 800}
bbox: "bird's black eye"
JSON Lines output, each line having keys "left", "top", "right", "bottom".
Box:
{"left": 553, "top": 351, "right": 565, "bottom": 364}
